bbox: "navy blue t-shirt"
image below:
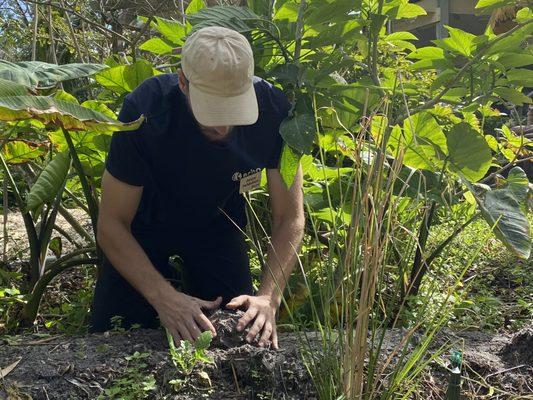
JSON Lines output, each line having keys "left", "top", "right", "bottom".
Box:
{"left": 106, "top": 73, "right": 290, "bottom": 239}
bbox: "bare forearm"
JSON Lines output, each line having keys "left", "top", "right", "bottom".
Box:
{"left": 97, "top": 222, "right": 172, "bottom": 306}
{"left": 257, "top": 217, "right": 304, "bottom": 308}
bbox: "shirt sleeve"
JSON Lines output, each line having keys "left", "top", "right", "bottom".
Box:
{"left": 105, "top": 97, "right": 148, "bottom": 186}
{"left": 266, "top": 88, "right": 292, "bottom": 169}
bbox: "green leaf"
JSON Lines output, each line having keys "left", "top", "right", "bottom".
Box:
{"left": 385, "top": 2, "right": 426, "bottom": 19}
{"left": 392, "top": 112, "right": 448, "bottom": 171}
{"left": 139, "top": 38, "right": 174, "bottom": 55}
{"left": 0, "top": 79, "right": 144, "bottom": 132}
{"left": 475, "top": 0, "right": 521, "bottom": 13}
{"left": 306, "top": 0, "right": 361, "bottom": 25}
{"left": 280, "top": 144, "right": 302, "bottom": 187}
{"left": 493, "top": 87, "right": 532, "bottom": 105}
{"left": 195, "top": 331, "right": 212, "bottom": 350}
{"left": 481, "top": 190, "right": 531, "bottom": 259}
{"left": 3, "top": 140, "right": 45, "bottom": 164}
{"left": 447, "top": 123, "right": 492, "bottom": 182}
{"left": 279, "top": 113, "right": 316, "bottom": 154}
{"left": 26, "top": 152, "right": 70, "bottom": 212}
{"left": 433, "top": 26, "right": 476, "bottom": 56}
{"left": 407, "top": 47, "right": 445, "bottom": 60}
{"left": 497, "top": 53, "right": 533, "bottom": 68}
{"left": 274, "top": 1, "right": 299, "bottom": 22}
{"left": 54, "top": 90, "right": 79, "bottom": 104}
{"left": 0, "top": 60, "right": 108, "bottom": 89}
{"left": 186, "top": 0, "right": 205, "bottom": 14}
{"left": 187, "top": 5, "right": 262, "bottom": 34}
{"left": 95, "top": 60, "right": 155, "bottom": 95}
{"left": 154, "top": 17, "right": 187, "bottom": 45}
{"left": 506, "top": 166, "right": 529, "bottom": 202}
{"left": 516, "top": 7, "right": 533, "bottom": 23}
{"left": 507, "top": 68, "right": 533, "bottom": 86}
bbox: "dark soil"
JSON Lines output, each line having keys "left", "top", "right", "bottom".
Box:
{"left": 1, "top": 311, "right": 531, "bottom": 399}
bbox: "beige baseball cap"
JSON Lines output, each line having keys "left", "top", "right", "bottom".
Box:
{"left": 181, "top": 26, "right": 258, "bottom": 127}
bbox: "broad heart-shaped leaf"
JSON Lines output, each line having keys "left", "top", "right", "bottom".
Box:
{"left": 390, "top": 112, "right": 447, "bottom": 171}
{"left": 384, "top": 1, "right": 426, "bottom": 19}
{"left": 26, "top": 151, "right": 71, "bottom": 213}
{"left": 139, "top": 38, "right": 175, "bottom": 55}
{"left": 493, "top": 87, "right": 532, "bottom": 105}
{"left": 0, "top": 60, "right": 108, "bottom": 89}
{"left": 506, "top": 166, "right": 529, "bottom": 203}
{"left": 0, "top": 78, "right": 143, "bottom": 132}
{"left": 187, "top": 5, "right": 263, "bottom": 34}
{"left": 2, "top": 140, "right": 45, "bottom": 164}
{"left": 95, "top": 60, "right": 155, "bottom": 95}
{"left": 475, "top": 0, "right": 518, "bottom": 13}
{"left": 447, "top": 123, "right": 492, "bottom": 182}
{"left": 154, "top": 17, "right": 187, "bottom": 45}
{"left": 280, "top": 144, "right": 302, "bottom": 188}
{"left": 481, "top": 190, "right": 531, "bottom": 259}
{"left": 433, "top": 26, "right": 476, "bottom": 57}
{"left": 279, "top": 113, "right": 316, "bottom": 154}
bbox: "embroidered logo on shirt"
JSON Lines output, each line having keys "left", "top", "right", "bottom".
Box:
{"left": 232, "top": 168, "right": 262, "bottom": 194}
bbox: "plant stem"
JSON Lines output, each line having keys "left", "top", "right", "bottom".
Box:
{"left": 61, "top": 128, "right": 98, "bottom": 241}
{"left": 20, "top": 257, "right": 98, "bottom": 326}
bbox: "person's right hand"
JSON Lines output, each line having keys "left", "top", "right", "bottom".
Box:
{"left": 153, "top": 287, "right": 221, "bottom": 343}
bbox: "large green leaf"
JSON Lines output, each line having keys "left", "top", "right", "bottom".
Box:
{"left": 464, "top": 170, "right": 531, "bottom": 259}
{"left": 154, "top": 17, "right": 187, "bottom": 45}
{"left": 390, "top": 112, "right": 448, "bottom": 171}
{"left": 384, "top": 0, "right": 426, "bottom": 19}
{"left": 139, "top": 38, "right": 175, "bottom": 55}
{"left": 187, "top": 5, "right": 263, "bottom": 34}
{"left": 95, "top": 60, "right": 155, "bottom": 95}
{"left": 447, "top": 123, "right": 492, "bottom": 182}
{"left": 475, "top": 0, "right": 521, "bottom": 13}
{"left": 481, "top": 190, "right": 531, "bottom": 259}
{"left": 280, "top": 144, "right": 302, "bottom": 188}
{"left": 2, "top": 140, "right": 45, "bottom": 164}
{"left": 306, "top": 0, "right": 362, "bottom": 26}
{"left": 493, "top": 87, "right": 532, "bottom": 105}
{"left": 279, "top": 113, "right": 316, "bottom": 154}
{"left": 0, "top": 78, "right": 143, "bottom": 132}
{"left": 433, "top": 26, "right": 476, "bottom": 57}
{"left": 26, "top": 151, "right": 71, "bottom": 213}
{"left": 0, "top": 60, "right": 107, "bottom": 89}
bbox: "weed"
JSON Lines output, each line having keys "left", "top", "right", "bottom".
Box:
{"left": 97, "top": 351, "right": 156, "bottom": 400}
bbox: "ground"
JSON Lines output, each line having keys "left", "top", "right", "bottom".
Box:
{"left": 1, "top": 311, "right": 532, "bottom": 399}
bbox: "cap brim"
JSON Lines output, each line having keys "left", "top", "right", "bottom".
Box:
{"left": 188, "top": 83, "right": 258, "bottom": 127}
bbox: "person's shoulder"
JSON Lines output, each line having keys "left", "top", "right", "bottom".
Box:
{"left": 253, "top": 77, "right": 291, "bottom": 115}
{"left": 125, "top": 73, "right": 181, "bottom": 117}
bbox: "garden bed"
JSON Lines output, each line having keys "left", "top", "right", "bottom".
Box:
{"left": 1, "top": 315, "right": 531, "bottom": 399}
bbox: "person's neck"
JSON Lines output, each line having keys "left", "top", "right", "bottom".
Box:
{"left": 197, "top": 124, "right": 235, "bottom": 142}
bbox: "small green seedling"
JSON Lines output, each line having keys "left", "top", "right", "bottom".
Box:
{"left": 166, "top": 329, "right": 214, "bottom": 391}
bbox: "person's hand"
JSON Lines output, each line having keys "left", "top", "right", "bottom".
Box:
{"left": 153, "top": 288, "right": 221, "bottom": 343}
{"left": 226, "top": 294, "right": 278, "bottom": 349}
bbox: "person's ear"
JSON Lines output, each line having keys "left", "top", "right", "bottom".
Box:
{"left": 177, "top": 69, "right": 189, "bottom": 96}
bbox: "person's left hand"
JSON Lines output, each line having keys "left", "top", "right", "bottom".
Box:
{"left": 226, "top": 294, "right": 278, "bottom": 349}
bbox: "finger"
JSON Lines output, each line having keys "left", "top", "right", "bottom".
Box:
{"left": 186, "top": 318, "right": 202, "bottom": 341}
{"left": 226, "top": 295, "right": 248, "bottom": 309}
{"left": 258, "top": 321, "right": 273, "bottom": 347}
{"left": 177, "top": 321, "right": 194, "bottom": 342}
{"left": 200, "top": 296, "right": 222, "bottom": 310}
{"left": 246, "top": 314, "right": 265, "bottom": 343}
{"left": 237, "top": 307, "right": 258, "bottom": 332}
{"left": 194, "top": 312, "right": 217, "bottom": 337}
{"left": 272, "top": 327, "right": 279, "bottom": 350}
{"left": 170, "top": 328, "right": 182, "bottom": 346}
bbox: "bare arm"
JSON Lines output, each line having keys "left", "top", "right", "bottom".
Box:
{"left": 258, "top": 167, "right": 305, "bottom": 307}
{"left": 97, "top": 170, "right": 220, "bottom": 340}
{"left": 227, "top": 167, "right": 305, "bottom": 348}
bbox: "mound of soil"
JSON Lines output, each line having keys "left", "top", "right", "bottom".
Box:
{"left": 1, "top": 313, "right": 531, "bottom": 399}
